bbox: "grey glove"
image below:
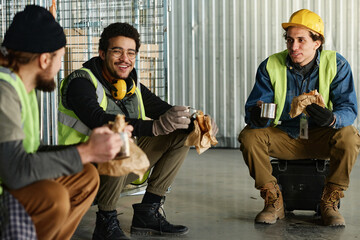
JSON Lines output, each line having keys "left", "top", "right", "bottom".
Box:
{"left": 152, "top": 106, "right": 191, "bottom": 136}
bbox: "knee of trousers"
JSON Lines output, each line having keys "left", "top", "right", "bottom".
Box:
{"left": 163, "top": 130, "right": 191, "bottom": 150}
{"left": 170, "top": 129, "right": 190, "bottom": 142}
{"left": 70, "top": 164, "right": 100, "bottom": 208}
{"left": 238, "top": 128, "right": 268, "bottom": 151}
{"left": 332, "top": 126, "right": 360, "bottom": 153}
{"left": 37, "top": 181, "right": 71, "bottom": 223}
{"left": 81, "top": 164, "right": 100, "bottom": 193}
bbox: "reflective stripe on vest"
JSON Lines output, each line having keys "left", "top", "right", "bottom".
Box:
{"left": 58, "top": 111, "right": 92, "bottom": 136}
{"left": 58, "top": 68, "right": 106, "bottom": 138}
{"left": 135, "top": 87, "right": 146, "bottom": 119}
{"left": 266, "top": 50, "right": 337, "bottom": 125}
{"left": 58, "top": 68, "right": 107, "bottom": 144}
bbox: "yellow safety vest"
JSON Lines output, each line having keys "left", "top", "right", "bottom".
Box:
{"left": 0, "top": 67, "right": 40, "bottom": 194}
{"left": 57, "top": 68, "right": 148, "bottom": 185}
{"left": 58, "top": 68, "right": 146, "bottom": 145}
{"left": 266, "top": 50, "right": 337, "bottom": 125}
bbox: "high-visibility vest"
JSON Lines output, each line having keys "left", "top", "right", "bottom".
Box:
{"left": 58, "top": 68, "right": 146, "bottom": 145}
{"left": 0, "top": 67, "right": 40, "bottom": 194}
{"left": 266, "top": 50, "right": 337, "bottom": 125}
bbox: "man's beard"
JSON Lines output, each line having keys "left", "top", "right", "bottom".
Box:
{"left": 35, "top": 73, "right": 56, "bottom": 92}
{"left": 106, "top": 61, "right": 129, "bottom": 80}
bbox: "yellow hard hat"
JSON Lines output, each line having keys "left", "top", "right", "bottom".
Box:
{"left": 282, "top": 9, "right": 324, "bottom": 37}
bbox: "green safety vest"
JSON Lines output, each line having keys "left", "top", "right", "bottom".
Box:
{"left": 57, "top": 68, "right": 148, "bottom": 185}
{"left": 0, "top": 67, "right": 40, "bottom": 195}
{"left": 58, "top": 68, "right": 146, "bottom": 145}
{"left": 266, "top": 50, "right": 337, "bottom": 125}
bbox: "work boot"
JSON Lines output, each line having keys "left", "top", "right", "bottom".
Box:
{"left": 92, "top": 210, "right": 130, "bottom": 240}
{"left": 320, "top": 183, "right": 345, "bottom": 227}
{"left": 131, "top": 201, "right": 189, "bottom": 236}
{"left": 255, "top": 182, "right": 285, "bottom": 224}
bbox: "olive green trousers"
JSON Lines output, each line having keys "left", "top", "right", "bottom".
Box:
{"left": 97, "top": 130, "right": 190, "bottom": 211}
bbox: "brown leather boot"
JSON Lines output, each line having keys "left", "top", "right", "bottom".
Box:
{"left": 255, "top": 182, "right": 285, "bottom": 224}
{"left": 320, "top": 184, "right": 345, "bottom": 227}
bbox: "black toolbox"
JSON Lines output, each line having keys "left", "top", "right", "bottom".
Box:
{"left": 271, "top": 159, "right": 331, "bottom": 213}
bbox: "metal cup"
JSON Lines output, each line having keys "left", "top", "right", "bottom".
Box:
{"left": 260, "top": 103, "right": 277, "bottom": 119}
{"left": 116, "top": 132, "right": 130, "bottom": 159}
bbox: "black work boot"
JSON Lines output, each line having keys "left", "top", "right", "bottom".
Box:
{"left": 130, "top": 202, "right": 189, "bottom": 236}
{"left": 92, "top": 210, "right": 130, "bottom": 240}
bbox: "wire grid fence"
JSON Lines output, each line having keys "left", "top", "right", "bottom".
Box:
{"left": 0, "top": 0, "right": 167, "bottom": 144}
{"left": 58, "top": 0, "right": 167, "bottom": 94}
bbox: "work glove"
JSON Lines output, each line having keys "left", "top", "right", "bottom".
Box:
{"left": 249, "top": 106, "right": 269, "bottom": 127}
{"left": 305, "top": 103, "right": 335, "bottom": 127}
{"left": 152, "top": 106, "right": 191, "bottom": 136}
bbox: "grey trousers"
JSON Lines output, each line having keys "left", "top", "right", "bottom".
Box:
{"left": 97, "top": 130, "right": 190, "bottom": 211}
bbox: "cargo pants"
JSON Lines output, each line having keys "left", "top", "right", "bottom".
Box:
{"left": 9, "top": 163, "right": 99, "bottom": 240}
{"left": 97, "top": 130, "right": 190, "bottom": 211}
{"left": 238, "top": 125, "right": 360, "bottom": 189}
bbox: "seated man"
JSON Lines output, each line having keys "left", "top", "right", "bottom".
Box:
{"left": 58, "top": 22, "right": 217, "bottom": 239}
{"left": 238, "top": 9, "right": 360, "bottom": 226}
{"left": 0, "top": 5, "right": 128, "bottom": 239}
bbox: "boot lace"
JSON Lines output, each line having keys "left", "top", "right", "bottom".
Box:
{"left": 106, "top": 213, "right": 125, "bottom": 236}
{"left": 154, "top": 202, "right": 173, "bottom": 234}
{"left": 323, "top": 189, "right": 344, "bottom": 210}
{"left": 260, "top": 188, "right": 279, "bottom": 208}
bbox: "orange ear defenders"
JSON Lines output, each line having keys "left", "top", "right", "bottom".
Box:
{"left": 111, "top": 78, "right": 136, "bottom": 100}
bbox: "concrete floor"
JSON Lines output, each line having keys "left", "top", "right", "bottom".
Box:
{"left": 72, "top": 149, "right": 360, "bottom": 240}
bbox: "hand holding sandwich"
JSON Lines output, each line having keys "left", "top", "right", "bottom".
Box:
{"left": 306, "top": 103, "right": 335, "bottom": 127}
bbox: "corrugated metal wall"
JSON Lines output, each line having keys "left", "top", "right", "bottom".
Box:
{"left": 168, "top": 0, "right": 360, "bottom": 148}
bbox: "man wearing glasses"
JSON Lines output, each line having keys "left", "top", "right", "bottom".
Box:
{"left": 58, "top": 22, "right": 199, "bottom": 239}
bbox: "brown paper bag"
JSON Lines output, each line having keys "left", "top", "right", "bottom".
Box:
{"left": 185, "top": 113, "right": 218, "bottom": 154}
{"left": 97, "top": 141, "right": 150, "bottom": 178}
{"left": 96, "top": 114, "right": 150, "bottom": 178}
{"left": 289, "top": 90, "right": 325, "bottom": 118}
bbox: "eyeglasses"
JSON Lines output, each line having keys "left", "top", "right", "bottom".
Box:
{"left": 108, "top": 47, "right": 137, "bottom": 60}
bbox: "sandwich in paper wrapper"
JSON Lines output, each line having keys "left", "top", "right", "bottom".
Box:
{"left": 97, "top": 114, "right": 150, "bottom": 178}
{"left": 185, "top": 110, "right": 218, "bottom": 154}
{"left": 289, "top": 89, "right": 325, "bottom": 118}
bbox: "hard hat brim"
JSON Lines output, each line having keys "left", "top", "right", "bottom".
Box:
{"left": 282, "top": 22, "right": 323, "bottom": 37}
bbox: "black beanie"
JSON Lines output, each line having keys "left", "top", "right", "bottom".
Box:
{"left": 2, "top": 5, "right": 66, "bottom": 53}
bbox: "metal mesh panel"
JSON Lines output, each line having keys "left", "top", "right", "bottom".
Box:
{"left": 0, "top": 0, "right": 167, "bottom": 144}
{"left": 57, "top": 0, "right": 167, "bottom": 97}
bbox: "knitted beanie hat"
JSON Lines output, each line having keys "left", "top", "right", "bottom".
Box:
{"left": 2, "top": 5, "right": 66, "bottom": 53}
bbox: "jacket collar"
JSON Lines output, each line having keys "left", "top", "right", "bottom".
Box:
{"left": 82, "top": 56, "right": 138, "bottom": 92}
{"left": 285, "top": 49, "right": 320, "bottom": 77}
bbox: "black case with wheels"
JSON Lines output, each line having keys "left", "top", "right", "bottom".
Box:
{"left": 271, "top": 159, "right": 330, "bottom": 213}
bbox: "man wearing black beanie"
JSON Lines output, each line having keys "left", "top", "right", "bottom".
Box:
{"left": 0, "top": 5, "right": 129, "bottom": 240}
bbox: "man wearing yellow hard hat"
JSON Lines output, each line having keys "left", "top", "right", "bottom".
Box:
{"left": 238, "top": 9, "right": 359, "bottom": 226}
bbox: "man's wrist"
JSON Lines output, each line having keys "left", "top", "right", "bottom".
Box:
{"left": 76, "top": 142, "right": 92, "bottom": 164}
